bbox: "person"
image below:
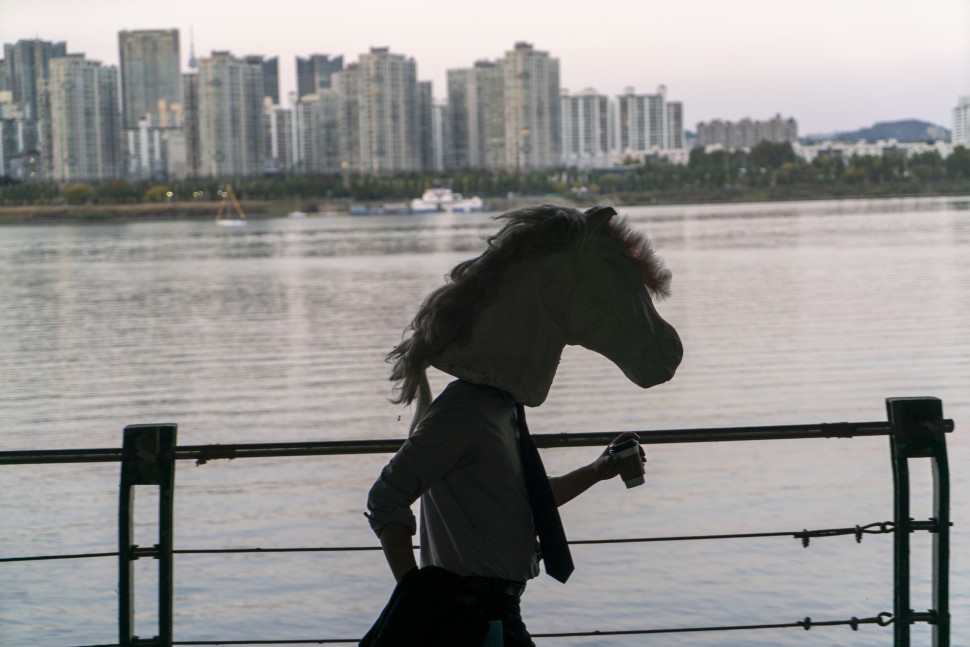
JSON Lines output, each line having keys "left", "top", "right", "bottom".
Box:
{"left": 363, "top": 205, "right": 681, "bottom": 646}
{"left": 366, "top": 381, "right": 644, "bottom": 645}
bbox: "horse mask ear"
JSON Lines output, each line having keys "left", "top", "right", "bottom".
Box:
{"left": 584, "top": 205, "right": 617, "bottom": 229}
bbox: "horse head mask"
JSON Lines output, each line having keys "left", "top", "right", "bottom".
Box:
{"left": 388, "top": 204, "right": 683, "bottom": 430}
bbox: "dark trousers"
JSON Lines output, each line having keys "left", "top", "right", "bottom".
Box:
{"left": 361, "top": 567, "right": 536, "bottom": 647}
{"left": 461, "top": 577, "right": 535, "bottom": 647}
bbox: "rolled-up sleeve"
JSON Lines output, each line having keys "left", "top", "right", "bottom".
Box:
{"left": 365, "top": 456, "right": 420, "bottom": 535}
{"left": 365, "top": 401, "right": 477, "bottom": 536}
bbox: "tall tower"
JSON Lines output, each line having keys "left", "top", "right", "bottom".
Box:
{"left": 418, "top": 81, "right": 435, "bottom": 171}
{"left": 181, "top": 72, "right": 200, "bottom": 176}
{"left": 355, "top": 47, "right": 420, "bottom": 174}
{"left": 502, "top": 42, "right": 561, "bottom": 171}
{"left": 617, "top": 85, "right": 683, "bottom": 154}
{"left": 447, "top": 60, "right": 505, "bottom": 170}
{"left": 647, "top": 85, "right": 668, "bottom": 149}
{"left": 2, "top": 37, "right": 67, "bottom": 169}
{"left": 2, "top": 38, "right": 67, "bottom": 120}
{"left": 197, "top": 51, "right": 265, "bottom": 177}
{"left": 954, "top": 96, "right": 970, "bottom": 147}
{"left": 262, "top": 56, "right": 280, "bottom": 104}
{"left": 332, "top": 63, "right": 360, "bottom": 175}
{"left": 560, "top": 88, "right": 610, "bottom": 167}
{"left": 667, "top": 101, "right": 684, "bottom": 149}
{"left": 187, "top": 27, "right": 198, "bottom": 71}
{"left": 295, "top": 54, "right": 344, "bottom": 99}
{"left": 48, "top": 55, "right": 122, "bottom": 182}
{"left": 118, "top": 29, "right": 181, "bottom": 129}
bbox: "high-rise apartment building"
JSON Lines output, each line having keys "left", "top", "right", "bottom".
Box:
{"left": 447, "top": 60, "right": 504, "bottom": 170}
{"left": 332, "top": 64, "right": 360, "bottom": 174}
{"left": 180, "top": 72, "right": 200, "bottom": 177}
{"left": 431, "top": 100, "right": 447, "bottom": 171}
{"left": 954, "top": 96, "right": 970, "bottom": 147}
{"left": 268, "top": 105, "right": 294, "bottom": 171}
{"left": 446, "top": 68, "right": 472, "bottom": 170}
{"left": 616, "top": 85, "right": 683, "bottom": 155}
{"left": 296, "top": 54, "right": 344, "bottom": 100}
{"left": 1, "top": 88, "right": 46, "bottom": 181}
{"left": 561, "top": 88, "right": 611, "bottom": 167}
{"left": 648, "top": 88, "right": 668, "bottom": 149}
{"left": 2, "top": 37, "right": 67, "bottom": 175}
{"left": 503, "top": 42, "right": 561, "bottom": 171}
{"left": 125, "top": 102, "right": 182, "bottom": 180}
{"left": 48, "top": 55, "right": 122, "bottom": 182}
{"left": 418, "top": 81, "right": 435, "bottom": 171}
{"left": 3, "top": 38, "right": 67, "bottom": 120}
{"left": 293, "top": 96, "right": 318, "bottom": 174}
{"left": 354, "top": 47, "right": 421, "bottom": 174}
{"left": 667, "top": 101, "right": 684, "bottom": 149}
{"left": 262, "top": 56, "right": 280, "bottom": 104}
{"left": 196, "top": 51, "right": 265, "bottom": 178}
{"left": 293, "top": 91, "right": 342, "bottom": 174}
{"left": 696, "top": 114, "right": 797, "bottom": 149}
{"left": 118, "top": 30, "right": 181, "bottom": 129}
{"left": 0, "top": 98, "right": 35, "bottom": 179}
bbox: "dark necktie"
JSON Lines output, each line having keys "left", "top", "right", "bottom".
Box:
{"left": 515, "top": 403, "right": 574, "bottom": 583}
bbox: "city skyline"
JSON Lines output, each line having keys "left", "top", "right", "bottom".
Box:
{"left": 2, "top": 0, "right": 968, "bottom": 135}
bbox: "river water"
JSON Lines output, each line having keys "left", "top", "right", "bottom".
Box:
{"left": 1, "top": 197, "right": 967, "bottom": 646}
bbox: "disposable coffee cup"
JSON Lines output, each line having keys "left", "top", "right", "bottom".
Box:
{"left": 609, "top": 438, "right": 645, "bottom": 488}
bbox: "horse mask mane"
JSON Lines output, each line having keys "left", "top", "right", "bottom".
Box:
{"left": 388, "top": 204, "right": 683, "bottom": 426}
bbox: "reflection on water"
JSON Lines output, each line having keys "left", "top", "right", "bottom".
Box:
{"left": 1, "top": 197, "right": 967, "bottom": 645}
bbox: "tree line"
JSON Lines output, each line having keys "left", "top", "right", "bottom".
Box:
{"left": 2, "top": 142, "right": 969, "bottom": 208}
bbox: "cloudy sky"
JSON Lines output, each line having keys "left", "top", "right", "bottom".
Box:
{"left": 3, "top": 0, "right": 968, "bottom": 135}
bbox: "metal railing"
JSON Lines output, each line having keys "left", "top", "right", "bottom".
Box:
{"left": 0, "top": 396, "right": 953, "bottom": 646}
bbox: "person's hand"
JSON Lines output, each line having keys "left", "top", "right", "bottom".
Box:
{"left": 591, "top": 432, "right": 645, "bottom": 481}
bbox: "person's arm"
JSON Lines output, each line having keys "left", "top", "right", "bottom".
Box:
{"left": 378, "top": 522, "right": 418, "bottom": 582}
{"left": 549, "top": 432, "right": 643, "bottom": 506}
{"left": 366, "top": 398, "right": 473, "bottom": 581}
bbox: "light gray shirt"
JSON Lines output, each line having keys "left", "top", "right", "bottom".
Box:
{"left": 366, "top": 379, "right": 540, "bottom": 582}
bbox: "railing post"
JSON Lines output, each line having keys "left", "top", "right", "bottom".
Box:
{"left": 120, "top": 424, "right": 177, "bottom": 647}
{"left": 887, "top": 398, "right": 949, "bottom": 647}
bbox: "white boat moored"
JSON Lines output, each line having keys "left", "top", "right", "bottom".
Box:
{"left": 410, "top": 188, "right": 484, "bottom": 213}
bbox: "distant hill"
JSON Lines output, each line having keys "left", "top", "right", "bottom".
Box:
{"left": 802, "top": 119, "right": 951, "bottom": 144}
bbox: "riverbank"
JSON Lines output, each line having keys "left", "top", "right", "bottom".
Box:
{"left": 0, "top": 199, "right": 307, "bottom": 224}
{"left": 2, "top": 184, "right": 969, "bottom": 224}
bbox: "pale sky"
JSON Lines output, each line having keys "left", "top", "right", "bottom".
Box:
{"left": 2, "top": 0, "right": 968, "bottom": 135}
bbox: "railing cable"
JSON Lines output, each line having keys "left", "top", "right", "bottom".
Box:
{"left": 72, "top": 611, "right": 896, "bottom": 646}
{"left": 530, "top": 611, "right": 896, "bottom": 638}
{"left": 1, "top": 520, "right": 897, "bottom": 563}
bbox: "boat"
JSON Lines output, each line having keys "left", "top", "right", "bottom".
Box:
{"left": 349, "top": 202, "right": 413, "bottom": 216}
{"left": 409, "top": 188, "right": 484, "bottom": 213}
{"left": 215, "top": 185, "right": 247, "bottom": 226}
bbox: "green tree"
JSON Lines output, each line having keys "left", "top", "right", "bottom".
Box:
{"left": 144, "top": 185, "right": 172, "bottom": 202}
{"left": 62, "top": 183, "right": 94, "bottom": 205}
{"left": 774, "top": 161, "right": 799, "bottom": 185}
{"left": 946, "top": 146, "right": 970, "bottom": 179}
{"left": 597, "top": 173, "right": 623, "bottom": 193}
{"left": 687, "top": 146, "right": 707, "bottom": 169}
{"left": 749, "top": 140, "right": 796, "bottom": 170}
{"left": 908, "top": 151, "right": 945, "bottom": 182}
{"left": 98, "top": 179, "right": 140, "bottom": 203}
{"left": 843, "top": 165, "right": 868, "bottom": 185}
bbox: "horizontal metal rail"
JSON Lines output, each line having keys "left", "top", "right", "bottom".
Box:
{"left": 0, "top": 419, "right": 954, "bottom": 466}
